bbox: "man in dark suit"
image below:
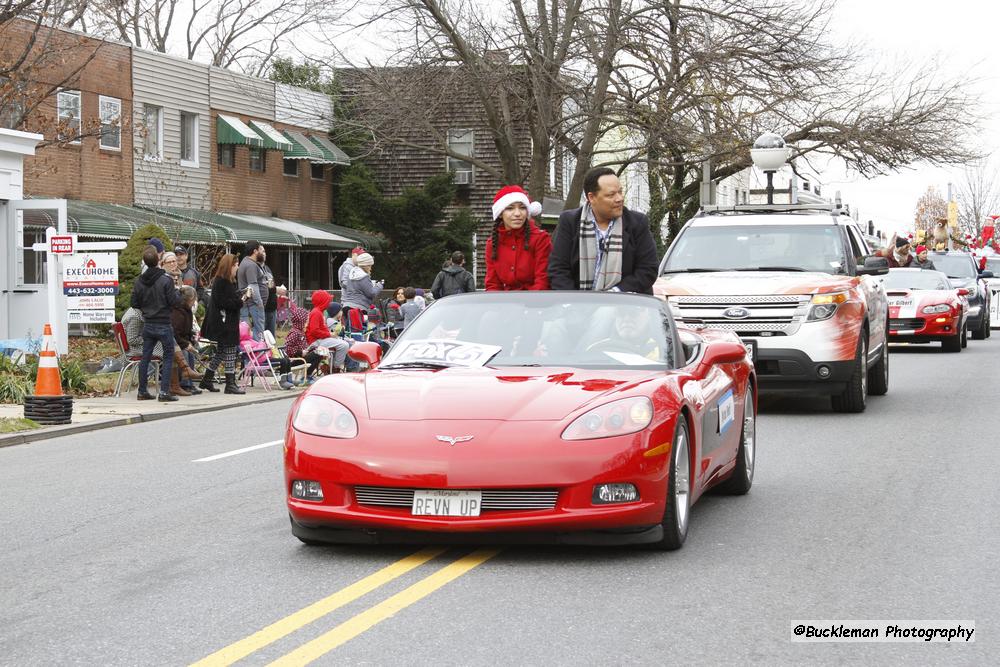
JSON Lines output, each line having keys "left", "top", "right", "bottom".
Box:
{"left": 547, "top": 167, "right": 659, "bottom": 294}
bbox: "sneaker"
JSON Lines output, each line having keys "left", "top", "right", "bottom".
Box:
{"left": 137, "top": 391, "right": 155, "bottom": 401}
{"left": 304, "top": 376, "right": 318, "bottom": 386}
{"left": 279, "top": 380, "right": 294, "bottom": 390}
{"left": 157, "top": 393, "right": 179, "bottom": 402}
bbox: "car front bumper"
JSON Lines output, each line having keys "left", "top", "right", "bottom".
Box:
{"left": 889, "top": 313, "right": 963, "bottom": 341}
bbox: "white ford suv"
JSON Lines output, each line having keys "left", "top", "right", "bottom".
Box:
{"left": 654, "top": 202, "right": 890, "bottom": 413}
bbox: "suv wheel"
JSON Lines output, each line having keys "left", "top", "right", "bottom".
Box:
{"left": 832, "top": 335, "right": 867, "bottom": 413}
{"left": 868, "top": 340, "right": 889, "bottom": 396}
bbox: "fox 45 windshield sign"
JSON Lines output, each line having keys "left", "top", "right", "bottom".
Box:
{"left": 62, "top": 253, "right": 120, "bottom": 296}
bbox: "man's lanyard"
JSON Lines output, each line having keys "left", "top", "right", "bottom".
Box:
{"left": 593, "top": 218, "right": 616, "bottom": 289}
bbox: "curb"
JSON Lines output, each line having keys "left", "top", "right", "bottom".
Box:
{"left": 0, "top": 392, "right": 296, "bottom": 449}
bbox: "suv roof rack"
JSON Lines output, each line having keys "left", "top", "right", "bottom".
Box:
{"left": 700, "top": 192, "right": 849, "bottom": 215}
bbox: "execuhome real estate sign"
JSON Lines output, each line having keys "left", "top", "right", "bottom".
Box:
{"left": 63, "top": 253, "right": 119, "bottom": 323}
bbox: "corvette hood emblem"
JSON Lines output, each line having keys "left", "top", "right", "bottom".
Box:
{"left": 435, "top": 435, "right": 474, "bottom": 446}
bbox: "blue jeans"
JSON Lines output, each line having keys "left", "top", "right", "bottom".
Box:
{"left": 138, "top": 323, "right": 174, "bottom": 395}
{"left": 241, "top": 303, "right": 265, "bottom": 341}
{"left": 265, "top": 309, "right": 277, "bottom": 338}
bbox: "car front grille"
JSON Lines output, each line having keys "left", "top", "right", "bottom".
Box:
{"left": 890, "top": 318, "right": 925, "bottom": 330}
{"left": 671, "top": 295, "right": 808, "bottom": 334}
{"left": 353, "top": 486, "right": 559, "bottom": 511}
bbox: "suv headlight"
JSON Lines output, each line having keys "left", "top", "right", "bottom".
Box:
{"left": 806, "top": 292, "right": 848, "bottom": 322}
{"left": 562, "top": 397, "right": 653, "bottom": 441}
{"left": 292, "top": 394, "right": 358, "bottom": 438}
{"left": 921, "top": 304, "right": 951, "bottom": 315}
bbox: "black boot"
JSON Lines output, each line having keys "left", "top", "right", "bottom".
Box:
{"left": 199, "top": 370, "right": 220, "bottom": 393}
{"left": 224, "top": 372, "right": 245, "bottom": 395}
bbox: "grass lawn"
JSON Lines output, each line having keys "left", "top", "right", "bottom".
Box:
{"left": 0, "top": 417, "right": 41, "bottom": 433}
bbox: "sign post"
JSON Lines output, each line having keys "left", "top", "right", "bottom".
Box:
{"left": 31, "top": 227, "right": 125, "bottom": 351}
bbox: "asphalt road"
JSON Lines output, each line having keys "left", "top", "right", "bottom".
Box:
{"left": 1, "top": 338, "right": 997, "bottom": 666}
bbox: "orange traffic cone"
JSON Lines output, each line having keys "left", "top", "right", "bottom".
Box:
{"left": 34, "top": 323, "right": 62, "bottom": 396}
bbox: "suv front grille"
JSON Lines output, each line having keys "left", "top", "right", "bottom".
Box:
{"left": 353, "top": 486, "right": 559, "bottom": 511}
{"left": 672, "top": 295, "right": 808, "bottom": 333}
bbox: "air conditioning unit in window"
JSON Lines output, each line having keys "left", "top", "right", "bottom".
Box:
{"left": 453, "top": 170, "right": 473, "bottom": 185}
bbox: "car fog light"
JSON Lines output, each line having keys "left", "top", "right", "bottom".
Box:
{"left": 593, "top": 483, "right": 639, "bottom": 504}
{"left": 291, "top": 480, "right": 324, "bottom": 501}
{"left": 817, "top": 365, "right": 831, "bottom": 379}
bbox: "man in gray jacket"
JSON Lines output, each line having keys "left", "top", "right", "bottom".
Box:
{"left": 238, "top": 240, "right": 266, "bottom": 341}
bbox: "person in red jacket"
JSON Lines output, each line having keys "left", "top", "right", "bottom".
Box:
{"left": 305, "top": 290, "right": 349, "bottom": 373}
{"left": 485, "top": 185, "right": 553, "bottom": 291}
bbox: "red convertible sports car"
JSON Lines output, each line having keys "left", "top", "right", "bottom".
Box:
{"left": 285, "top": 292, "right": 756, "bottom": 550}
{"left": 885, "top": 268, "right": 970, "bottom": 352}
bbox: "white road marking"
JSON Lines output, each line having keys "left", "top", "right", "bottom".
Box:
{"left": 193, "top": 439, "right": 283, "bottom": 462}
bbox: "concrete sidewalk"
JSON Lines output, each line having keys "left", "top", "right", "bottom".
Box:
{"left": 0, "top": 383, "right": 300, "bottom": 448}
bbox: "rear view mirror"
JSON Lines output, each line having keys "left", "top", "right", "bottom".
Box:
{"left": 980, "top": 270, "right": 995, "bottom": 279}
{"left": 957, "top": 288, "right": 970, "bottom": 297}
{"left": 348, "top": 342, "right": 382, "bottom": 367}
{"left": 857, "top": 256, "right": 889, "bottom": 276}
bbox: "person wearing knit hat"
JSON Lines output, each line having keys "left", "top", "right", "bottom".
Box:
{"left": 913, "top": 245, "right": 936, "bottom": 270}
{"left": 485, "top": 185, "right": 553, "bottom": 291}
{"left": 342, "top": 252, "right": 383, "bottom": 332}
{"left": 547, "top": 167, "right": 659, "bottom": 293}
{"left": 338, "top": 247, "right": 366, "bottom": 289}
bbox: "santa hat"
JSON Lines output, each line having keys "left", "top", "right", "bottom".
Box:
{"left": 915, "top": 245, "right": 927, "bottom": 254}
{"left": 492, "top": 185, "right": 543, "bottom": 222}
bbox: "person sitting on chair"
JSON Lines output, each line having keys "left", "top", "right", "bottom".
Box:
{"left": 306, "top": 290, "right": 350, "bottom": 373}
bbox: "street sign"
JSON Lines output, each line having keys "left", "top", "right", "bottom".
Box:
{"left": 50, "top": 234, "right": 76, "bottom": 254}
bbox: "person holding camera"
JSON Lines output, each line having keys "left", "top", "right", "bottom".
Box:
{"left": 341, "top": 252, "right": 383, "bottom": 333}
{"left": 199, "top": 253, "right": 247, "bottom": 394}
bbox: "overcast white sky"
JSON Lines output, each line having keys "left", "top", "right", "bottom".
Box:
{"left": 818, "top": 0, "right": 1000, "bottom": 237}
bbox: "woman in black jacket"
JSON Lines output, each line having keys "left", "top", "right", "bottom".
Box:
{"left": 199, "top": 254, "right": 247, "bottom": 394}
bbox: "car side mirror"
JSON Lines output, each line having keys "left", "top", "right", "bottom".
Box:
{"left": 348, "top": 342, "right": 382, "bottom": 367}
{"left": 857, "top": 256, "right": 889, "bottom": 276}
{"left": 980, "top": 270, "right": 994, "bottom": 279}
{"left": 700, "top": 341, "right": 748, "bottom": 366}
{"left": 957, "top": 288, "right": 970, "bottom": 297}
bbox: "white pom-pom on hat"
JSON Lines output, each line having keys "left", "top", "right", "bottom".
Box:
{"left": 528, "top": 200, "right": 543, "bottom": 218}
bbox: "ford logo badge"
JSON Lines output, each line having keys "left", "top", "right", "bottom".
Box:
{"left": 722, "top": 307, "right": 751, "bottom": 319}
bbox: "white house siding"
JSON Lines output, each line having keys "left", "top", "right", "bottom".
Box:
{"left": 132, "top": 50, "right": 212, "bottom": 209}
{"left": 209, "top": 68, "right": 275, "bottom": 119}
{"left": 274, "top": 83, "right": 332, "bottom": 131}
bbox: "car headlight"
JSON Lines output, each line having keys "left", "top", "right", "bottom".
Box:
{"left": 292, "top": 394, "right": 358, "bottom": 438}
{"left": 807, "top": 304, "right": 838, "bottom": 321}
{"left": 811, "top": 291, "right": 849, "bottom": 305}
{"left": 562, "top": 397, "right": 653, "bottom": 441}
{"left": 921, "top": 304, "right": 951, "bottom": 314}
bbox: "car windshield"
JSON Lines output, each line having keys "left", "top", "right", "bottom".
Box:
{"left": 930, "top": 254, "right": 976, "bottom": 279}
{"left": 985, "top": 257, "right": 1000, "bottom": 273}
{"left": 884, "top": 271, "right": 951, "bottom": 291}
{"left": 382, "top": 292, "right": 675, "bottom": 369}
{"left": 661, "top": 224, "right": 846, "bottom": 274}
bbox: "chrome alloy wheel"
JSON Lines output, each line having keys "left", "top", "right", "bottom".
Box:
{"left": 674, "top": 428, "right": 690, "bottom": 534}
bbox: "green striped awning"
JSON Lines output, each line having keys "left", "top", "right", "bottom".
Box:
{"left": 217, "top": 114, "right": 263, "bottom": 147}
{"left": 142, "top": 207, "right": 300, "bottom": 246}
{"left": 63, "top": 200, "right": 229, "bottom": 244}
{"left": 249, "top": 120, "right": 293, "bottom": 151}
{"left": 307, "top": 135, "right": 350, "bottom": 166}
{"left": 281, "top": 129, "right": 324, "bottom": 160}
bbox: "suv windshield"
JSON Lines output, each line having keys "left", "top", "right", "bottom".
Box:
{"left": 930, "top": 254, "right": 976, "bottom": 279}
{"left": 984, "top": 257, "right": 1000, "bottom": 273}
{"left": 662, "top": 224, "right": 846, "bottom": 274}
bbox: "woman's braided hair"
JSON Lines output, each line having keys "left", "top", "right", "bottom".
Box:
{"left": 490, "top": 215, "right": 532, "bottom": 260}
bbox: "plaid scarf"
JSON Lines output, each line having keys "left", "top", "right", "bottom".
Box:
{"left": 578, "top": 204, "right": 623, "bottom": 291}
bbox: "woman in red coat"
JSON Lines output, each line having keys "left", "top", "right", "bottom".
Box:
{"left": 485, "top": 185, "right": 553, "bottom": 291}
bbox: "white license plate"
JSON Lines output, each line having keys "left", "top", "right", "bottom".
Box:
{"left": 412, "top": 489, "right": 482, "bottom": 516}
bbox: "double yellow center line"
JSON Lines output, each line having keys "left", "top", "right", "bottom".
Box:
{"left": 191, "top": 547, "right": 499, "bottom": 666}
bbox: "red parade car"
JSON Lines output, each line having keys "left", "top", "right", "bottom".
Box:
{"left": 885, "top": 268, "right": 970, "bottom": 352}
{"left": 285, "top": 292, "right": 757, "bottom": 550}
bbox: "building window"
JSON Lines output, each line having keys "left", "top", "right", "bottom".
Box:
{"left": 98, "top": 96, "right": 121, "bottom": 150}
{"left": 447, "top": 128, "right": 474, "bottom": 184}
{"left": 218, "top": 144, "right": 235, "bottom": 168}
{"left": 180, "top": 112, "right": 199, "bottom": 166}
{"left": 57, "top": 90, "right": 81, "bottom": 143}
{"left": 283, "top": 158, "right": 298, "bottom": 177}
{"left": 310, "top": 162, "right": 324, "bottom": 180}
{"left": 249, "top": 146, "right": 265, "bottom": 172}
{"left": 143, "top": 104, "right": 162, "bottom": 160}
